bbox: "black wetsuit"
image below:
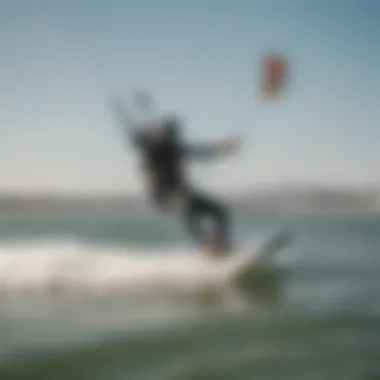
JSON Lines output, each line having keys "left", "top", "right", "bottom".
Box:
{"left": 131, "top": 122, "right": 232, "bottom": 254}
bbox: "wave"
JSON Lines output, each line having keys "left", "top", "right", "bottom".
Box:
{"left": 0, "top": 238, "right": 244, "bottom": 297}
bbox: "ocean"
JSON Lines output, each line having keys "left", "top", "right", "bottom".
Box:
{"left": 0, "top": 205, "right": 379, "bottom": 380}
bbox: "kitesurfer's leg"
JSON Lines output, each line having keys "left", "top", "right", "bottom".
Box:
{"left": 182, "top": 190, "right": 232, "bottom": 257}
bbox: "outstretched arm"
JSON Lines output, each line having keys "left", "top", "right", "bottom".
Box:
{"left": 183, "top": 136, "right": 242, "bottom": 161}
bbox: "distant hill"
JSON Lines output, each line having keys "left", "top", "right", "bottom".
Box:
{"left": 0, "top": 193, "right": 143, "bottom": 212}
{"left": 238, "top": 184, "right": 380, "bottom": 213}
{"left": 0, "top": 184, "right": 378, "bottom": 213}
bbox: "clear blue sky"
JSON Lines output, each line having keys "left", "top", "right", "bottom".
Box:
{"left": 0, "top": 0, "right": 379, "bottom": 194}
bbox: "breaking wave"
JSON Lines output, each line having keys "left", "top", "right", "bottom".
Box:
{"left": 0, "top": 239, "right": 238, "bottom": 297}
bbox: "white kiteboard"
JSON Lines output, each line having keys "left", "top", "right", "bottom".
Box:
{"left": 222, "top": 230, "right": 291, "bottom": 283}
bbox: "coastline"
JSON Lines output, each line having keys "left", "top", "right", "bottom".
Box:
{"left": 0, "top": 188, "right": 378, "bottom": 215}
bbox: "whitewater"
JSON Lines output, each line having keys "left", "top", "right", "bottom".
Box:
{"left": 0, "top": 241, "right": 247, "bottom": 297}
{"left": 0, "top": 230, "right": 287, "bottom": 297}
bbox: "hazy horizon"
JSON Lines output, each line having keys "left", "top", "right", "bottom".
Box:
{"left": 0, "top": 180, "right": 378, "bottom": 198}
{"left": 1, "top": 0, "right": 379, "bottom": 195}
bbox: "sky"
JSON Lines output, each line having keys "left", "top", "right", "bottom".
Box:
{"left": 0, "top": 0, "right": 379, "bottom": 195}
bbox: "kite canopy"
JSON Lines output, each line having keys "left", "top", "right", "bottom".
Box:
{"left": 260, "top": 53, "right": 288, "bottom": 99}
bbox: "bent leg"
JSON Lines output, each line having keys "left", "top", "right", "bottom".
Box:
{"left": 182, "top": 190, "right": 232, "bottom": 256}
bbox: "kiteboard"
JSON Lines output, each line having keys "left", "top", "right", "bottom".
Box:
{"left": 223, "top": 230, "right": 292, "bottom": 283}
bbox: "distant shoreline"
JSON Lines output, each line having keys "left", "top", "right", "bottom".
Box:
{"left": 0, "top": 194, "right": 143, "bottom": 212}
{"left": 0, "top": 188, "right": 378, "bottom": 214}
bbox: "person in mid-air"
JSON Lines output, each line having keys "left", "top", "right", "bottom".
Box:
{"left": 110, "top": 96, "right": 242, "bottom": 258}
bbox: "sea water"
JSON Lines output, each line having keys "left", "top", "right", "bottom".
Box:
{"left": 0, "top": 206, "right": 379, "bottom": 380}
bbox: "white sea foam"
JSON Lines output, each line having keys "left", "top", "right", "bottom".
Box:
{"left": 0, "top": 232, "right": 285, "bottom": 297}
{"left": 0, "top": 239, "right": 231, "bottom": 297}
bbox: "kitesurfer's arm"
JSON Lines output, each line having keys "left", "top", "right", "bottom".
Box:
{"left": 183, "top": 136, "right": 242, "bottom": 160}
